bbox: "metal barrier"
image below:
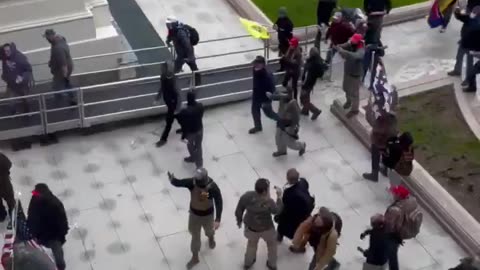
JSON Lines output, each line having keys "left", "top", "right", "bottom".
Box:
{"left": 0, "top": 61, "right": 288, "bottom": 140}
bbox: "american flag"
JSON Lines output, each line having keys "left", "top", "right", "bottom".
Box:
{"left": 1, "top": 200, "right": 57, "bottom": 270}
{"left": 370, "top": 62, "right": 395, "bottom": 112}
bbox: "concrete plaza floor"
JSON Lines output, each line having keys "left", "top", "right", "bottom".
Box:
{"left": 2, "top": 81, "right": 465, "bottom": 270}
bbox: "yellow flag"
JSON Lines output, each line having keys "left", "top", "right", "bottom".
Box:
{"left": 239, "top": 17, "right": 270, "bottom": 40}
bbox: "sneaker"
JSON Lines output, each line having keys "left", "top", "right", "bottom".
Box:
{"left": 343, "top": 101, "right": 351, "bottom": 109}
{"left": 362, "top": 173, "right": 378, "bottom": 182}
{"left": 266, "top": 261, "right": 277, "bottom": 270}
{"left": 272, "top": 151, "right": 287, "bottom": 157}
{"left": 311, "top": 110, "right": 321, "bottom": 120}
{"left": 155, "top": 140, "right": 167, "bottom": 148}
{"left": 345, "top": 110, "right": 359, "bottom": 118}
{"left": 184, "top": 156, "right": 195, "bottom": 163}
{"left": 299, "top": 143, "right": 306, "bottom": 156}
{"left": 461, "top": 80, "right": 470, "bottom": 87}
{"left": 186, "top": 256, "right": 200, "bottom": 269}
{"left": 301, "top": 108, "right": 309, "bottom": 116}
{"left": 447, "top": 70, "right": 461, "bottom": 77}
{"left": 248, "top": 127, "right": 262, "bottom": 134}
{"left": 208, "top": 237, "right": 216, "bottom": 249}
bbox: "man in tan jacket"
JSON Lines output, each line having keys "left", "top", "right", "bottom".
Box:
{"left": 290, "top": 207, "right": 339, "bottom": 270}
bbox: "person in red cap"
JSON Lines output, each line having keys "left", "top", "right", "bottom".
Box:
{"left": 384, "top": 185, "right": 422, "bottom": 270}
{"left": 335, "top": 33, "right": 366, "bottom": 117}
{"left": 281, "top": 37, "right": 303, "bottom": 100}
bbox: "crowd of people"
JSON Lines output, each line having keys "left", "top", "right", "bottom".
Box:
{"left": 1, "top": 0, "right": 480, "bottom": 269}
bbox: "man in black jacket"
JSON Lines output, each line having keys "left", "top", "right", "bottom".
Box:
{"left": 168, "top": 168, "right": 223, "bottom": 269}
{"left": 155, "top": 60, "right": 182, "bottom": 147}
{"left": 448, "top": 7, "right": 476, "bottom": 78}
{"left": 249, "top": 56, "right": 279, "bottom": 134}
{"left": 27, "top": 183, "right": 69, "bottom": 270}
{"left": 364, "top": 0, "right": 391, "bottom": 43}
{"left": 178, "top": 91, "right": 204, "bottom": 168}
{"left": 460, "top": 6, "right": 480, "bottom": 92}
{"left": 276, "top": 168, "right": 314, "bottom": 242}
{"left": 166, "top": 16, "right": 201, "bottom": 85}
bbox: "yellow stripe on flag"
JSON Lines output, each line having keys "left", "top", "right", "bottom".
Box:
{"left": 239, "top": 17, "right": 270, "bottom": 40}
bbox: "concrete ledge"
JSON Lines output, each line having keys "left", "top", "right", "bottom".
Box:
{"left": 453, "top": 78, "right": 480, "bottom": 140}
{"left": 330, "top": 79, "right": 480, "bottom": 256}
{"left": 225, "top": 0, "right": 431, "bottom": 49}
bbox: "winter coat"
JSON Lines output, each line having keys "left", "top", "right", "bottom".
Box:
{"left": 275, "top": 17, "right": 294, "bottom": 44}
{"left": 277, "top": 178, "right": 314, "bottom": 239}
{"left": 317, "top": 0, "right": 338, "bottom": 25}
{"left": 27, "top": 192, "right": 69, "bottom": 244}
{"left": 252, "top": 68, "right": 276, "bottom": 103}
{"left": 167, "top": 25, "right": 194, "bottom": 60}
{"left": 302, "top": 51, "right": 326, "bottom": 91}
{"left": 282, "top": 47, "right": 303, "bottom": 75}
{"left": 292, "top": 217, "right": 338, "bottom": 269}
{"left": 272, "top": 89, "right": 300, "bottom": 134}
{"left": 235, "top": 191, "right": 282, "bottom": 232}
{"left": 3, "top": 242, "right": 57, "bottom": 270}
{"left": 0, "top": 153, "right": 15, "bottom": 212}
{"left": 364, "top": 0, "right": 392, "bottom": 15}
{"left": 338, "top": 43, "right": 365, "bottom": 77}
{"left": 1, "top": 43, "right": 33, "bottom": 92}
{"left": 49, "top": 36, "right": 73, "bottom": 77}
{"left": 459, "top": 15, "right": 480, "bottom": 51}
{"left": 177, "top": 101, "right": 204, "bottom": 135}
{"left": 326, "top": 21, "right": 355, "bottom": 46}
{"left": 361, "top": 227, "right": 389, "bottom": 266}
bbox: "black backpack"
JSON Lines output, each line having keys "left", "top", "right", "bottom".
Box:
{"left": 184, "top": 24, "right": 199, "bottom": 46}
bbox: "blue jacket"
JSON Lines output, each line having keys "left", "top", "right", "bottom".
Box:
{"left": 1, "top": 43, "right": 32, "bottom": 91}
{"left": 252, "top": 68, "right": 276, "bottom": 103}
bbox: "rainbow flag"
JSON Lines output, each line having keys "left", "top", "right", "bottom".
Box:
{"left": 428, "top": 0, "right": 457, "bottom": 28}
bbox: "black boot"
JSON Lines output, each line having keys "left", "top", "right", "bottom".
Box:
{"left": 362, "top": 172, "right": 378, "bottom": 182}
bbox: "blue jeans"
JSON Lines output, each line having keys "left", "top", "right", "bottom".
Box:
{"left": 453, "top": 44, "right": 474, "bottom": 75}
{"left": 251, "top": 100, "right": 278, "bottom": 130}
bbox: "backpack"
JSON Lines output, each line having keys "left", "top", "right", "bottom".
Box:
{"left": 393, "top": 198, "right": 423, "bottom": 240}
{"left": 307, "top": 212, "right": 343, "bottom": 248}
{"left": 183, "top": 24, "right": 199, "bottom": 46}
{"left": 394, "top": 148, "right": 414, "bottom": 176}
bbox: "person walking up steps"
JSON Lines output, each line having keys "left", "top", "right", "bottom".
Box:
{"left": 281, "top": 37, "right": 302, "bottom": 100}
{"left": 168, "top": 168, "right": 223, "bottom": 269}
{"left": 235, "top": 178, "right": 282, "bottom": 270}
{"left": 274, "top": 7, "right": 294, "bottom": 72}
{"left": 166, "top": 16, "right": 201, "bottom": 85}
{"left": 301, "top": 47, "right": 327, "bottom": 120}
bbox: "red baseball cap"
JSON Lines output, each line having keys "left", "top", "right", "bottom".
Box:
{"left": 289, "top": 37, "right": 299, "bottom": 48}
{"left": 389, "top": 185, "right": 410, "bottom": 199}
{"left": 350, "top": 33, "right": 364, "bottom": 45}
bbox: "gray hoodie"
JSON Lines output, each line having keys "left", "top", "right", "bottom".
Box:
{"left": 235, "top": 191, "right": 282, "bottom": 232}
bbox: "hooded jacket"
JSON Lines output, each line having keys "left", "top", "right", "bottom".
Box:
{"left": 1, "top": 43, "right": 33, "bottom": 91}
{"left": 252, "top": 68, "right": 276, "bottom": 103}
{"left": 167, "top": 23, "right": 194, "bottom": 60}
{"left": 49, "top": 35, "right": 73, "bottom": 77}
{"left": 272, "top": 89, "right": 300, "bottom": 132}
{"left": 275, "top": 17, "right": 294, "bottom": 43}
{"left": 27, "top": 190, "right": 69, "bottom": 244}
